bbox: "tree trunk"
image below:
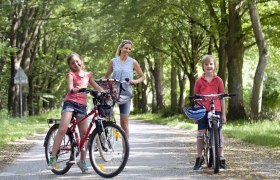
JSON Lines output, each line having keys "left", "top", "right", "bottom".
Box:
{"left": 154, "top": 56, "right": 164, "bottom": 111}
{"left": 171, "top": 60, "right": 177, "bottom": 111}
{"left": 178, "top": 71, "right": 186, "bottom": 111}
{"left": 226, "top": 0, "right": 247, "bottom": 120}
{"left": 248, "top": 0, "right": 269, "bottom": 120}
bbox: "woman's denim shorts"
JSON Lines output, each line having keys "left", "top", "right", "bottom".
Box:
{"left": 61, "top": 100, "right": 87, "bottom": 119}
{"left": 198, "top": 111, "right": 222, "bottom": 130}
{"left": 119, "top": 100, "right": 131, "bottom": 116}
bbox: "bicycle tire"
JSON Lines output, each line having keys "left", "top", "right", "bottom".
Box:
{"left": 44, "top": 124, "right": 74, "bottom": 175}
{"left": 204, "top": 130, "right": 213, "bottom": 168}
{"left": 212, "top": 120, "right": 220, "bottom": 173}
{"left": 88, "top": 121, "right": 129, "bottom": 178}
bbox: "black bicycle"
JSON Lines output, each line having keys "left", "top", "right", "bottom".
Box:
{"left": 44, "top": 79, "right": 130, "bottom": 178}
{"left": 184, "top": 93, "right": 235, "bottom": 173}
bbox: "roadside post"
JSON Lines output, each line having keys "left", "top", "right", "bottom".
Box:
{"left": 14, "top": 67, "right": 28, "bottom": 119}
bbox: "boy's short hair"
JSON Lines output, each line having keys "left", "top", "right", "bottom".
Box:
{"left": 201, "top": 55, "right": 216, "bottom": 71}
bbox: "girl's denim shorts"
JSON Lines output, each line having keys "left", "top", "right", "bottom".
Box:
{"left": 198, "top": 111, "right": 222, "bottom": 130}
{"left": 61, "top": 100, "right": 87, "bottom": 118}
{"left": 119, "top": 100, "right": 131, "bottom": 116}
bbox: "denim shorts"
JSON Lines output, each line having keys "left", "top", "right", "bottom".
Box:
{"left": 119, "top": 100, "right": 131, "bottom": 116}
{"left": 61, "top": 101, "right": 87, "bottom": 118}
{"left": 198, "top": 111, "right": 222, "bottom": 130}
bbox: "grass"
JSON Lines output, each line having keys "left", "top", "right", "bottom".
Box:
{"left": 223, "top": 120, "right": 280, "bottom": 147}
{"left": 131, "top": 113, "right": 280, "bottom": 148}
{"left": 0, "top": 109, "right": 60, "bottom": 150}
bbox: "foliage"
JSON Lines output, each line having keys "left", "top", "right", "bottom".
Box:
{"left": 0, "top": 0, "right": 279, "bottom": 120}
{"left": 262, "top": 71, "right": 280, "bottom": 118}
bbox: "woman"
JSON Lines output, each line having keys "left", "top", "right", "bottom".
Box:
{"left": 103, "top": 40, "right": 145, "bottom": 138}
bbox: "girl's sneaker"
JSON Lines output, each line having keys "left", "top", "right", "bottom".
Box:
{"left": 77, "top": 160, "right": 89, "bottom": 174}
{"left": 47, "top": 156, "right": 56, "bottom": 170}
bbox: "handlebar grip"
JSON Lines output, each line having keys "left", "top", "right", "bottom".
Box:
{"left": 78, "top": 88, "right": 87, "bottom": 93}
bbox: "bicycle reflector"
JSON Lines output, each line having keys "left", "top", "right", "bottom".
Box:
{"left": 183, "top": 106, "right": 206, "bottom": 121}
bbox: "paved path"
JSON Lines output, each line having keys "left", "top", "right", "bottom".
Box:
{"left": 0, "top": 120, "right": 214, "bottom": 180}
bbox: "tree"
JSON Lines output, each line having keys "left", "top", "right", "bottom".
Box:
{"left": 226, "top": 0, "right": 247, "bottom": 120}
{"left": 248, "top": 0, "right": 269, "bottom": 120}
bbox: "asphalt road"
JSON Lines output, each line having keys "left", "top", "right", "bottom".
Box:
{"left": 0, "top": 120, "right": 215, "bottom": 180}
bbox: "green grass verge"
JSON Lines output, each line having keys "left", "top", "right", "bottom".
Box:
{"left": 131, "top": 113, "right": 280, "bottom": 148}
{"left": 0, "top": 109, "right": 60, "bottom": 150}
{"left": 223, "top": 120, "right": 280, "bottom": 147}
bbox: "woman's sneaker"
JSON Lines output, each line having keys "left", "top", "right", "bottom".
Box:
{"left": 193, "top": 157, "right": 204, "bottom": 170}
{"left": 47, "top": 156, "right": 56, "bottom": 170}
{"left": 77, "top": 160, "right": 89, "bottom": 174}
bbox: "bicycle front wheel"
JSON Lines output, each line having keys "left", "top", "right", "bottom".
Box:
{"left": 211, "top": 121, "right": 220, "bottom": 173}
{"left": 88, "top": 121, "right": 129, "bottom": 178}
{"left": 44, "top": 124, "right": 74, "bottom": 175}
{"left": 204, "top": 131, "right": 213, "bottom": 168}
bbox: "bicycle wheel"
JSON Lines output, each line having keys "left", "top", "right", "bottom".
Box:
{"left": 204, "top": 130, "right": 213, "bottom": 168}
{"left": 211, "top": 121, "right": 220, "bottom": 173}
{"left": 88, "top": 121, "right": 129, "bottom": 178}
{"left": 44, "top": 124, "right": 74, "bottom": 175}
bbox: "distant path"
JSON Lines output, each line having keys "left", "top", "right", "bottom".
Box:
{"left": 0, "top": 119, "right": 279, "bottom": 179}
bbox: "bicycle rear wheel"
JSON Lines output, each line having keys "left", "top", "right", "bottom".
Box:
{"left": 88, "top": 121, "right": 129, "bottom": 178}
{"left": 44, "top": 124, "right": 74, "bottom": 175}
{"left": 211, "top": 121, "right": 220, "bottom": 173}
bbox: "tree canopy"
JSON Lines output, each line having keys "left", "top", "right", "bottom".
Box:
{"left": 0, "top": 0, "right": 279, "bottom": 120}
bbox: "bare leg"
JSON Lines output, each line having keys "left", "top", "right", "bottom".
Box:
{"left": 219, "top": 130, "right": 224, "bottom": 158}
{"left": 78, "top": 118, "right": 88, "bottom": 161}
{"left": 120, "top": 115, "right": 129, "bottom": 139}
{"left": 197, "top": 129, "right": 205, "bottom": 158}
{"left": 51, "top": 112, "right": 72, "bottom": 156}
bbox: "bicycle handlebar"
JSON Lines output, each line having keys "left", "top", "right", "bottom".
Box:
{"left": 189, "top": 93, "right": 236, "bottom": 100}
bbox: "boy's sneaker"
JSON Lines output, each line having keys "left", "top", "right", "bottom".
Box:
{"left": 47, "top": 156, "right": 56, "bottom": 170}
{"left": 77, "top": 160, "right": 90, "bottom": 174}
{"left": 220, "top": 159, "right": 227, "bottom": 169}
{"left": 193, "top": 157, "right": 204, "bottom": 170}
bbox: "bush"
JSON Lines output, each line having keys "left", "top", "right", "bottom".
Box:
{"left": 262, "top": 72, "right": 280, "bottom": 119}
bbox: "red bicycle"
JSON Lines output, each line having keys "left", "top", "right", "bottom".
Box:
{"left": 44, "top": 79, "right": 129, "bottom": 178}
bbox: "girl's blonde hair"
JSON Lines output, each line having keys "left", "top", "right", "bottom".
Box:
{"left": 67, "top": 52, "right": 85, "bottom": 71}
{"left": 115, "top": 40, "right": 133, "bottom": 56}
{"left": 201, "top": 55, "right": 216, "bottom": 72}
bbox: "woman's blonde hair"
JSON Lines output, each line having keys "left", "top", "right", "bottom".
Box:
{"left": 116, "top": 40, "right": 133, "bottom": 56}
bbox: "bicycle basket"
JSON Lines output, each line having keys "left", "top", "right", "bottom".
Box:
{"left": 98, "top": 105, "right": 113, "bottom": 117}
{"left": 95, "top": 79, "right": 120, "bottom": 103}
{"left": 183, "top": 105, "right": 206, "bottom": 121}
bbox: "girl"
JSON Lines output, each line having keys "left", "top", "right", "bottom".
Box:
{"left": 193, "top": 55, "right": 227, "bottom": 170}
{"left": 47, "top": 52, "right": 103, "bottom": 173}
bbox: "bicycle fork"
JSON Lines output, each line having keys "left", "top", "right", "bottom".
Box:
{"left": 95, "top": 119, "right": 112, "bottom": 152}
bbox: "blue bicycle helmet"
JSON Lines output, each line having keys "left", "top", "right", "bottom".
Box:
{"left": 183, "top": 105, "right": 206, "bottom": 121}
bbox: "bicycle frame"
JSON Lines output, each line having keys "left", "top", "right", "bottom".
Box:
{"left": 68, "top": 105, "right": 101, "bottom": 153}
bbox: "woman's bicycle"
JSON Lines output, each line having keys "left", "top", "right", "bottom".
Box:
{"left": 44, "top": 79, "right": 130, "bottom": 178}
{"left": 183, "top": 93, "right": 235, "bottom": 174}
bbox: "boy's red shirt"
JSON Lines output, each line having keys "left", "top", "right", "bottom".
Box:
{"left": 194, "top": 74, "right": 225, "bottom": 112}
